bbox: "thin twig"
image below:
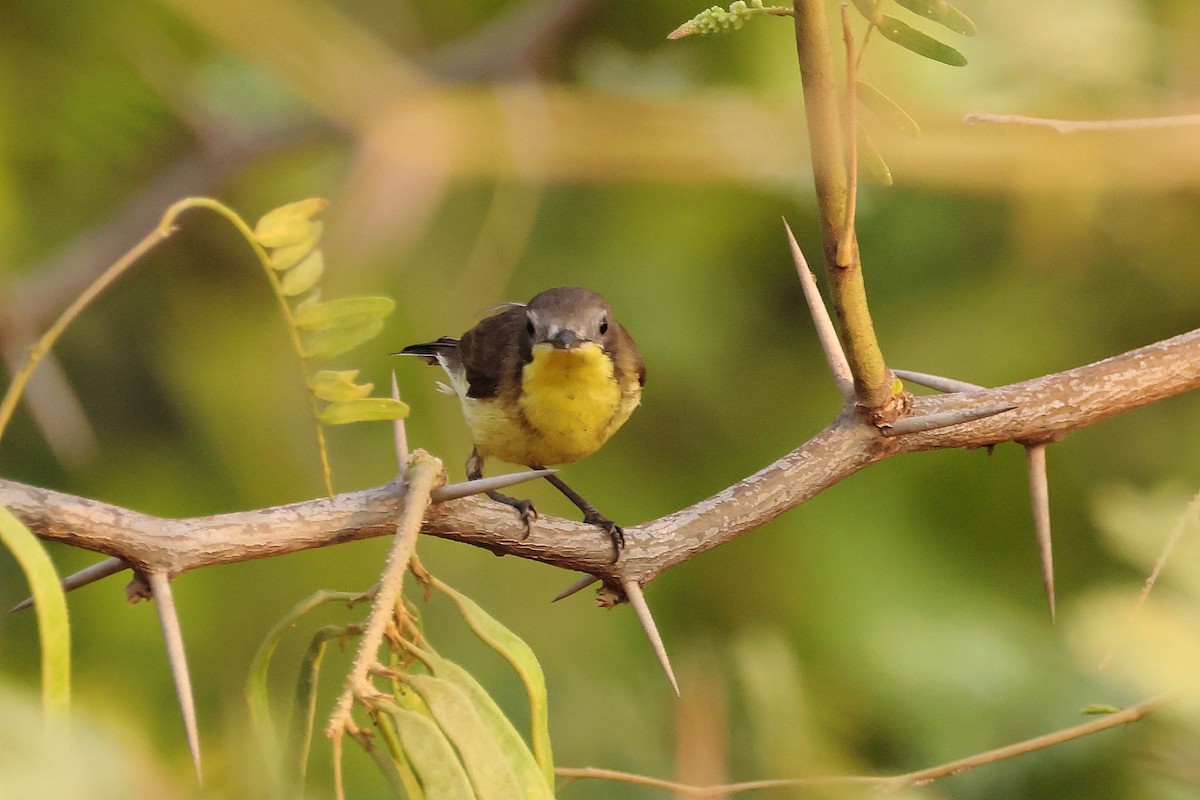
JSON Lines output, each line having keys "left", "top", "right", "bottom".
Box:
{"left": 965, "top": 111, "right": 1200, "bottom": 133}
{"left": 1025, "top": 444, "right": 1055, "bottom": 622}
{"left": 783, "top": 219, "right": 854, "bottom": 404}
{"left": 146, "top": 569, "right": 202, "bottom": 783}
{"left": 555, "top": 695, "right": 1164, "bottom": 795}
{"left": 837, "top": 4, "right": 859, "bottom": 268}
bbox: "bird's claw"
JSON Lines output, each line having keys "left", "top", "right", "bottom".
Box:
{"left": 584, "top": 512, "right": 625, "bottom": 562}
{"left": 513, "top": 500, "right": 538, "bottom": 539}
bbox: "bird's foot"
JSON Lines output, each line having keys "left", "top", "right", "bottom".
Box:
{"left": 487, "top": 489, "right": 537, "bottom": 539}
{"left": 583, "top": 511, "right": 625, "bottom": 563}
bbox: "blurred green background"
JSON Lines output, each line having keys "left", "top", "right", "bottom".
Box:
{"left": 2, "top": 1, "right": 1200, "bottom": 797}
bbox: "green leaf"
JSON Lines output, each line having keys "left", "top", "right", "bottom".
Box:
{"left": 279, "top": 250, "right": 325, "bottom": 297}
{"left": 310, "top": 370, "right": 374, "bottom": 403}
{"left": 317, "top": 397, "right": 410, "bottom": 425}
{"left": 0, "top": 505, "right": 70, "bottom": 717}
{"left": 420, "top": 653, "right": 554, "bottom": 800}
{"left": 293, "top": 296, "right": 396, "bottom": 331}
{"left": 877, "top": 15, "right": 967, "bottom": 66}
{"left": 407, "top": 675, "right": 523, "bottom": 800}
{"left": 850, "top": 0, "right": 881, "bottom": 21}
{"left": 245, "top": 590, "right": 372, "bottom": 757}
{"left": 268, "top": 222, "right": 324, "bottom": 270}
{"left": 255, "top": 198, "right": 328, "bottom": 247}
{"left": 301, "top": 318, "right": 385, "bottom": 360}
{"left": 894, "top": 0, "right": 976, "bottom": 36}
{"left": 856, "top": 81, "right": 921, "bottom": 136}
{"left": 857, "top": 126, "right": 893, "bottom": 186}
{"left": 432, "top": 579, "right": 553, "bottom": 786}
{"left": 386, "top": 703, "right": 478, "bottom": 800}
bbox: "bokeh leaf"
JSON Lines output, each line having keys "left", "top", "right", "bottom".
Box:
{"left": 894, "top": 0, "right": 976, "bottom": 36}
{"left": 279, "top": 250, "right": 325, "bottom": 297}
{"left": 310, "top": 370, "right": 373, "bottom": 403}
{"left": 301, "top": 319, "right": 385, "bottom": 360}
{"left": 268, "top": 222, "right": 324, "bottom": 271}
{"left": 857, "top": 126, "right": 893, "bottom": 186}
{"left": 406, "top": 674, "right": 523, "bottom": 800}
{"left": 850, "top": 0, "right": 881, "bottom": 21}
{"left": 857, "top": 80, "right": 921, "bottom": 136}
{"left": 293, "top": 296, "right": 396, "bottom": 331}
{"left": 255, "top": 198, "right": 328, "bottom": 248}
{"left": 317, "top": 397, "right": 410, "bottom": 425}
{"left": 877, "top": 15, "right": 967, "bottom": 66}
{"left": 0, "top": 506, "right": 70, "bottom": 717}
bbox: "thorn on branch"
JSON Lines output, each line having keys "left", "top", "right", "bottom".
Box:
{"left": 429, "top": 469, "right": 556, "bottom": 503}
{"left": 621, "top": 578, "right": 679, "bottom": 696}
{"left": 880, "top": 404, "right": 1016, "bottom": 436}
{"left": 892, "top": 368, "right": 985, "bottom": 394}
{"left": 146, "top": 569, "right": 203, "bottom": 784}
{"left": 552, "top": 574, "right": 600, "bottom": 602}
{"left": 1024, "top": 444, "right": 1055, "bottom": 622}
{"left": 9, "top": 556, "right": 128, "bottom": 613}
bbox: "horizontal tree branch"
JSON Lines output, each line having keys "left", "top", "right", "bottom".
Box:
{"left": 4, "top": 327, "right": 1199, "bottom": 593}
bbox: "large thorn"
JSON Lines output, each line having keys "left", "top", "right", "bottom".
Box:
{"left": 430, "top": 469, "right": 556, "bottom": 503}
{"left": 881, "top": 404, "right": 1016, "bottom": 436}
{"left": 552, "top": 575, "right": 599, "bottom": 602}
{"left": 783, "top": 218, "right": 855, "bottom": 405}
{"left": 391, "top": 371, "right": 409, "bottom": 470}
{"left": 1025, "top": 445, "right": 1055, "bottom": 622}
{"left": 621, "top": 578, "right": 679, "bottom": 696}
{"left": 9, "top": 557, "right": 128, "bottom": 613}
{"left": 892, "top": 369, "right": 985, "bottom": 394}
{"left": 146, "top": 570, "right": 202, "bottom": 783}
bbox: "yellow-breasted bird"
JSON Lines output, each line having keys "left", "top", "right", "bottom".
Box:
{"left": 396, "top": 287, "right": 644, "bottom": 559}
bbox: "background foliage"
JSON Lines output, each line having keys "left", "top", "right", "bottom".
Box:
{"left": 2, "top": 1, "right": 1200, "bottom": 797}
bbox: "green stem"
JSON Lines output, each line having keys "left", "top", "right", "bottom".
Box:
{"left": 792, "top": 0, "right": 895, "bottom": 415}
{"left": 160, "top": 198, "right": 335, "bottom": 494}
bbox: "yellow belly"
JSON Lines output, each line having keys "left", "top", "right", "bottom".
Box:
{"left": 463, "top": 342, "right": 638, "bottom": 466}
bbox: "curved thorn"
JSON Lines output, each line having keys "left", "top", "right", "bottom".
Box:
{"left": 892, "top": 369, "right": 986, "bottom": 394}
{"left": 430, "top": 469, "right": 556, "bottom": 503}
{"left": 10, "top": 557, "right": 129, "bottom": 613}
{"left": 783, "top": 218, "right": 855, "bottom": 405}
{"left": 146, "top": 570, "right": 202, "bottom": 783}
{"left": 552, "top": 575, "right": 600, "bottom": 603}
{"left": 621, "top": 578, "right": 679, "bottom": 696}
{"left": 881, "top": 404, "right": 1016, "bottom": 436}
{"left": 1025, "top": 444, "right": 1055, "bottom": 622}
{"left": 391, "top": 371, "right": 409, "bottom": 470}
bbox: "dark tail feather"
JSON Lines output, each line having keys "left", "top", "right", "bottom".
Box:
{"left": 393, "top": 337, "right": 459, "bottom": 364}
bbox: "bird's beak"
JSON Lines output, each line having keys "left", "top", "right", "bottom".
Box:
{"left": 545, "top": 329, "right": 583, "bottom": 349}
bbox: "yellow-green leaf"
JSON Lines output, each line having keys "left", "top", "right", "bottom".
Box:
{"left": 310, "top": 370, "right": 373, "bottom": 403}
{"left": 432, "top": 578, "right": 553, "bottom": 786}
{"left": 301, "top": 319, "right": 385, "bottom": 360}
{"left": 293, "top": 296, "right": 396, "bottom": 331}
{"left": 0, "top": 505, "right": 70, "bottom": 717}
{"left": 254, "top": 198, "right": 328, "bottom": 247}
{"left": 856, "top": 81, "right": 921, "bottom": 136}
{"left": 877, "top": 15, "right": 967, "bottom": 66}
{"left": 268, "top": 222, "right": 324, "bottom": 270}
{"left": 894, "top": 0, "right": 976, "bottom": 36}
{"left": 420, "top": 652, "right": 554, "bottom": 800}
{"left": 407, "top": 675, "right": 523, "bottom": 800}
{"left": 279, "top": 250, "right": 325, "bottom": 297}
{"left": 386, "top": 703, "right": 477, "bottom": 800}
{"left": 317, "top": 397, "right": 409, "bottom": 425}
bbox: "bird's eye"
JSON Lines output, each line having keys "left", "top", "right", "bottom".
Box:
{"left": 599, "top": 317, "right": 609, "bottom": 335}
{"left": 526, "top": 317, "right": 536, "bottom": 336}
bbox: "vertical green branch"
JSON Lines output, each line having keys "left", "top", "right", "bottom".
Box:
{"left": 792, "top": 0, "right": 896, "bottom": 417}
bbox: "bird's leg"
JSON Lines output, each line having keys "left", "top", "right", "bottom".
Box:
{"left": 466, "top": 448, "right": 537, "bottom": 538}
{"left": 538, "top": 469, "right": 625, "bottom": 562}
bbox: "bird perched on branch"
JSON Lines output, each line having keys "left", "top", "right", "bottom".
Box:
{"left": 396, "top": 287, "right": 644, "bottom": 559}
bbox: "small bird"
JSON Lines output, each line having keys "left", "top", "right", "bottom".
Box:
{"left": 396, "top": 287, "right": 644, "bottom": 559}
